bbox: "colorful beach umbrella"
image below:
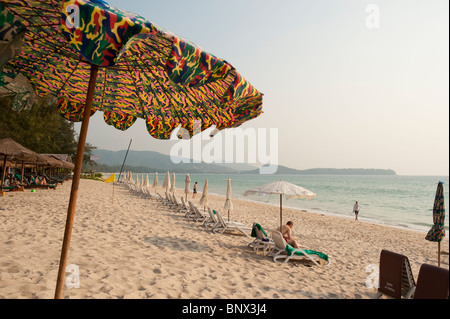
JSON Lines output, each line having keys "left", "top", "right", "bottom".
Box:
{"left": 0, "top": 0, "right": 263, "bottom": 299}
{"left": 184, "top": 173, "right": 191, "bottom": 201}
{"left": 199, "top": 179, "right": 209, "bottom": 211}
{"left": 425, "top": 181, "right": 446, "bottom": 266}
{"left": 244, "top": 180, "right": 317, "bottom": 230}
{"left": 224, "top": 178, "right": 234, "bottom": 221}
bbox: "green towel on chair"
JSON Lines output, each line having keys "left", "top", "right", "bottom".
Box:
{"left": 285, "top": 244, "right": 329, "bottom": 262}
{"left": 251, "top": 223, "right": 267, "bottom": 238}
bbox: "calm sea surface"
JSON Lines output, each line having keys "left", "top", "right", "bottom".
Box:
{"left": 124, "top": 173, "right": 449, "bottom": 234}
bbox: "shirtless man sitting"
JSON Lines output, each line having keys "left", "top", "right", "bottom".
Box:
{"left": 278, "top": 221, "right": 299, "bottom": 248}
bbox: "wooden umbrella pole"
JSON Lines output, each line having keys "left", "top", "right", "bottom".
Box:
{"left": 54, "top": 64, "right": 99, "bottom": 299}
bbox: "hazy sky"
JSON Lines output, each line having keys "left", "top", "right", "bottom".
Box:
{"left": 75, "top": 0, "right": 449, "bottom": 176}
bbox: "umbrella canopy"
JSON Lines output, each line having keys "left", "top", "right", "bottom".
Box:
{"left": 144, "top": 174, "right": 150, "bottom": 188}
{"left": 184, "top": 173, "right": 191, "bottom": 200}
{"left": 170, "top": 172, "right": 176, "bottom": 193}
{"left": 224, "top": 178, "right": 234, "bottom": 221}
{"left": 0, "top": 0, "right": 263, "bottom": 299}
{"left": 244, "top": 180, "right": 317, "bottom": 230}
{"left": 199, "top": 179, "right": 209, "bottom": 210}
{"left": 425, "top": 181, "right": 446, "bottom": 266}
{"left": 162, "top": 171, "right": 171, "bottom": 192}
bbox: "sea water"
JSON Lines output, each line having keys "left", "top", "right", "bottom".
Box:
{"left": 125, "top": 173, "right": 449, "bottom": 234}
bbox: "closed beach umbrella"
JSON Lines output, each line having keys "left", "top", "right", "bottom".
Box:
{"left": 162, "top": 171, "right": 171, "bottom": 193}
{"left": 184, "top": 174, "right": 191, "bottom": 200}
{"left": 224, "top": 178, "right": 234, "bottom": 221}
{"left": 199, "top": 179, "right": 209, "bottom": 211}
{"left": 425, "top": 181, "right": 446, "bottom": 266}
{"left": 144, "top": 174, "right": 150, "bottom": 188}
{"left": 244, "top": 180, "right": 317, "bottom": 230}
{"left": 0, "top": 0, "right": 262, "bottom": 299}
{"left": 153, "top": 172, "right": 158, "bottom": 191}
{"left": 170, "top": 172, "right": 176, "bottom": 193}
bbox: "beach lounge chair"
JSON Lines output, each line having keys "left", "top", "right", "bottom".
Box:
{"left": 412, "top": 263, "right": 449, "bottom": 299}
{"left": 156, "top": 192, "right": 170, "bottom": 205}
{"left": 204, "top": 207, "right": 219, "bottom": 228}
{"left": 23, "top": 175, "right": 57, "bottom": 190}
{"left": 169, "top": 194, "right": 183, "bottom": 209}
{"left": 377, "top": 249, "right": 416, "bottom": 299}
{"left": 179, "top": 196, "right": 190, "bottom": 214}
{"left": 270, "top": 231, "right": 330, "bottom": 266}
{"left": 248, "top": 223, "right": 274, "bottom": 255}
{"left": 212, "top": 210, "right": 252, "bottom": 238}
{"left": 187, "top": 201, "right": 208, "bottom": 222}
{"left": 184, "top": 201, "right": 197, "bottom": 219}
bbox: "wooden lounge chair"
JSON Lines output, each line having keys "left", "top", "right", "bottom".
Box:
{"left": 270, "top": 231, "right": 330, "bottom": 266}
{"left": 412, "top": 263, "right": 449, "bottom": 299}
{"left": 377, "top": 249, "right": 416, "bottom": 299}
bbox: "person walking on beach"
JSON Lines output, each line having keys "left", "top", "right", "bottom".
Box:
{"left": 278, "top": 221, "right": 300, "bottom": 248}
{"left": 353, "top": 201, "right": 360, "bottom": 221}
{"left": 193, "top": 182, "right": 198, "bottom": 198}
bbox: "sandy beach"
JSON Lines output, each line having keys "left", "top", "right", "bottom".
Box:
{"left": 0, "top": 178, "right": 448, "bottom": 299}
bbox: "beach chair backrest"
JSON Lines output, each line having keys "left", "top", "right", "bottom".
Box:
{"left": 193, "top": 205, "right": 203, "bottom": 217}
{"left": 181, "top": 196, "right": 187, "bottom": 208}
{"left": 378, "top": 250, "right": 416, "bottom": 299}
{"left": 271, "top": 231, "right": 286, "bottom": 250}
{"left": 214, "top": 210, "right": 226, "bottom": 227}
{"left": 256, "top": 225, "right": 266, "bottom": 240}
{"left": 208, "top": 207, "right": 218, "bottom": 223}
{"left": 414, "top": 264, "right": 449, "bottom": 299}
{"left": 188, "top": 201, "right": 196, "bottom": 214}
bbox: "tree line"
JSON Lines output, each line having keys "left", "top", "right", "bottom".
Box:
{"left": 0, "top": 96, "right": 97, "bottom": 168}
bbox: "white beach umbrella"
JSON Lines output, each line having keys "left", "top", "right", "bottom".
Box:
{"left": 162, "top": 171, "right": 171, "bottom": 192}
{"left": 244, "top": 180, "right": 317, "bottom": 230}
{"left": 224, "top": 178, "right": 234, "bottom": 221}
{"left": 184, "top": 173, "right": 191, "bottom": 200}
{"left": 199, "top": 179, "right": 208, "bottom": 211}
{"left": 170, "top": 172, "right": 176, "bottom": 193}
{"left": 144, "top": 174, "right": 150, "bottom": 187}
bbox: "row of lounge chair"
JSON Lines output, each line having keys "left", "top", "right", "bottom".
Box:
{"left": 378, "top": 249, "right": 449, "bottom": 299}
{"left": 136, "top": 186, "right": 331, "bottom": 267}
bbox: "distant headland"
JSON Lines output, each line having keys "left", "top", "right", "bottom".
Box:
{"left": 90, "top": 149, "right": 396, "bottom": 175}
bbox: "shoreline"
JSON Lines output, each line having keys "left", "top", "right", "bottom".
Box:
{"left": 1, "top": 179, "right": 447, "bottom": 299}
{"left": 106, "top": 172, "right": 448, "bottom": 235}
